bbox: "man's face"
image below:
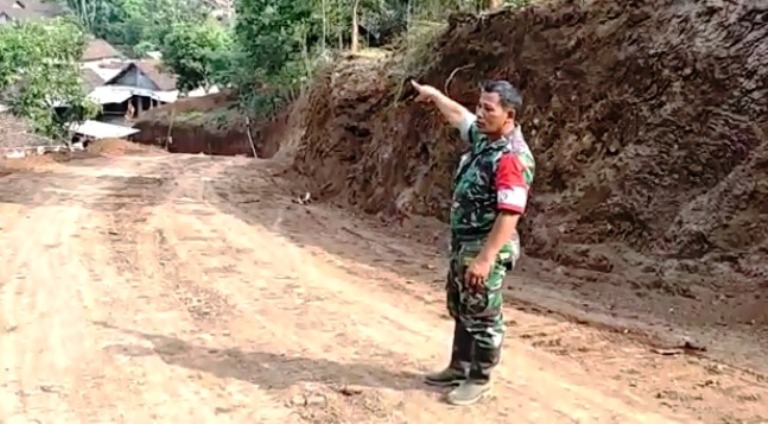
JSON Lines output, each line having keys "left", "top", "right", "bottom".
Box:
{"left": 475, "top": 91, "right": 512, "bottom": 135}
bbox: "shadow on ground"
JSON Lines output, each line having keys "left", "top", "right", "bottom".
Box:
{"left": 95, "top": 321, "right": 434, "bottom": 394}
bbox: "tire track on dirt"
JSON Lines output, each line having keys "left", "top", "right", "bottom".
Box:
{"left": 123, "top": 156, "right": 691, "bottom": 423}
{"left": 0, "top": 204, "right": 92, "bottom": 422}
{"left": 93, "top": 155, "right": 302, "bottom": 422}
{"left": 0, "top": 156, "right": 302, "bottom": 423}
{"left": 0, "top": 164, "right": 151, "bottom": 422}
{"left": 100, "top": 156, "right": 233, "bottom": 325}
{"left": 220, "top": 220, "right": 678, "bottom": 423}
{"left": 150, "top": 160, "right": 481, "bottom": 423}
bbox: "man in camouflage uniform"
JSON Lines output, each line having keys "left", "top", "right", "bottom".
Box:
{"left": 410, "top": 79, "right": 535, "bottom": 405}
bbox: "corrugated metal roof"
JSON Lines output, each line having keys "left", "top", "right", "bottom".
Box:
{"left": 91, "top": 66, "right": 123, "bottom": 82}
{"left": 68, "top": 120, "right": 139, "bottom": 139}
{"left": 86, "top": 85, "right": 178, "bottom": 104}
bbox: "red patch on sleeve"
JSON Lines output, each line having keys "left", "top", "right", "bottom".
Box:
{"left": 495, "top": 153, "right": 528, "bottom": 213}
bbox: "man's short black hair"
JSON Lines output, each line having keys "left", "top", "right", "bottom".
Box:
{"left": 481, "top": 80, "right": 523, "bottom": 119}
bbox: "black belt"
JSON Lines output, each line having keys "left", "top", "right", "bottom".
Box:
{"left": 450, "top": 229, "right": 492, "bottom": 243}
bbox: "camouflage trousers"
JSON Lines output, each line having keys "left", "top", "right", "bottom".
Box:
{"left": 445, "top": 236, "right": 520, "bottom": 381}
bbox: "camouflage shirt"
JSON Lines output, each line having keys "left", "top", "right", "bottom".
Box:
{"left": 450, "top": 114, "right": 535, "bottom": 243}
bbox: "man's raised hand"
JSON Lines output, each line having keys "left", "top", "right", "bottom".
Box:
{"left": 411, "top": 80, "right": 440, "bottom": 103}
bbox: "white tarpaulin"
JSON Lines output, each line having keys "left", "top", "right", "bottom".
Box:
{"left": 86, "top": 85, "right": 178, "bottom": 104}
{"left": 68, "top": 120, "right": 139, "bottom": 139}
{"left": 88, "top": 86, "right": 133, "bottom": 104}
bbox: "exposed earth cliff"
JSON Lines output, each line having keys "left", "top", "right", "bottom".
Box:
{"left": 293, "top": 0, "right": 768, "bottom": 294}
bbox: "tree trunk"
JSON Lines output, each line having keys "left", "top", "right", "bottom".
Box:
{"left": 350, "top": 0, "right": 361, "bottom": 53}
{"left": 485, "top": 0, "right": 503, "bottom": 9}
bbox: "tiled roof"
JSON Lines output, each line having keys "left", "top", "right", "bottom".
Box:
{"left": 82, "top": 39, "right": 122, "bottom": 61}
{"left": 135, "top": 59, "right": 177, "bottom": 91}
{"left": 82, "top": 67, "right": 105, "bottom": 92}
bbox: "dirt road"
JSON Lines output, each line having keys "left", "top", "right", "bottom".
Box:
{"left": 1, "top": 151, "right": 766, "bottom": 423}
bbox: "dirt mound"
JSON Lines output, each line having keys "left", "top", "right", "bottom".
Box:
{"left": 86, "top": 138, "right": 162, "bottom": 156}
{"left": 294, "top": 54, "right": 394, "bottom": 200}
{"left": 294, "top": 1, "right": 768, "bottom": 283}
{"left": 132, "top": 92, "right": 283, "bottom": 158}
{"left": 0, "top": 139, "right": 161, "bottom": 177}
{"left": 0, "top": 151, "right": 91, "bottom": 175}
{"left": 0, "top": 154, "right": 63, "bottom": 173}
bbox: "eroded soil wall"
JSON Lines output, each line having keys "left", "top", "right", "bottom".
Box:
{"left": 132, "top": 93, "right": 284, "bottom": 159}
{"left": 294, "top": 0, "right": 768, "bottom": 282}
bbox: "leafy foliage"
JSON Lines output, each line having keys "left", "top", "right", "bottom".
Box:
{"left": 56, "top": 0, "right": 530, "bottom": 120}
{"left": 62, "top": 0, "right": 212, "bottom": 56}
{"left": 160, "top": 20, "right": 233, "bottom": 93}
{"left": 0, "top": 19, "right": 99, "bottom": 141}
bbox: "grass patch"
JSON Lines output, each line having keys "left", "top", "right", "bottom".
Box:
{"left": 145, "top": 103, "right": 243, "bottom": 134}
{"left": 388, "top": 20, "right": 447, "bottom": 104}
{"left": 397, "top": 20, "right": 447, "bottom": 77}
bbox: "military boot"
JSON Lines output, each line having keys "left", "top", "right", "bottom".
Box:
{"left": 446, "top": 345, "right": 500, "bottom": 405}
{"left": 424, "top": 321, "right": 472, "bottom": 387}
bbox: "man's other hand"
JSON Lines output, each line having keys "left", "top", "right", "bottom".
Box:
{"left": 464, "top": 255, "right": 493, "bottom": 291}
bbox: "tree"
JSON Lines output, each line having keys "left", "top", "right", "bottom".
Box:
{"left": 351, "top": 0, "right": 361, "bottom": 52}
{"left": 224, "top": 0, "right": 529, "bottom": 116}
{"left": 160, "top": 20, "right": 233, "bottom": 93}
{"left": 0, "top": 18, "right": 100, "bottom": 142}
{"left": 234, "top": 0, "right": 318, "bottom": 104}
{"left": 61, "top": 0, "right": 212, "bottom": 56}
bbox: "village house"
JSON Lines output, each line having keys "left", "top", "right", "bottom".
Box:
{"left": 80, "top": 38, "right": 124, "bottom": 99}
{"left": 1, "top": 5, "right": 184, "bottom": 142}
{"left": 0, "top": 2, "right": 157, "bottom": 142}
{"left": 66, "top": 58, "right": 177, "bottom": 140}
{"left": 86, "top": 59, "right": 178, "bottom": 124}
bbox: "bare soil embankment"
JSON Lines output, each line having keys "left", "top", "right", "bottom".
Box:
{"left": 132, "top": 92, "right": 283, "bottom": 158}
{"left": 291, "top": 0, "right": 768, "bottom": 369}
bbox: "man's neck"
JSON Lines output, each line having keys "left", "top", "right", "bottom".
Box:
{"left": 487, "top": 132, "right": 503, "bottom": 141}
{"left": 488, "top": 122, "right": 517, "bottom": 142}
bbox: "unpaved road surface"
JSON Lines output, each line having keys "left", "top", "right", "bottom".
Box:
{"left": 1, "top": 152, "right": 767, "bottom": 423}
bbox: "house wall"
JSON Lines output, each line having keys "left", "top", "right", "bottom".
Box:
{"left": 110, "top": 66, "right": 160, "bottom": 91}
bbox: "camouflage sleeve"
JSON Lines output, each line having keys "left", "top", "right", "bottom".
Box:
{"left": 495, "top": 153, "right": 528, "bottom": 214}
{"left": 458, "top": 111, "right": 481, "bottom": 145}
